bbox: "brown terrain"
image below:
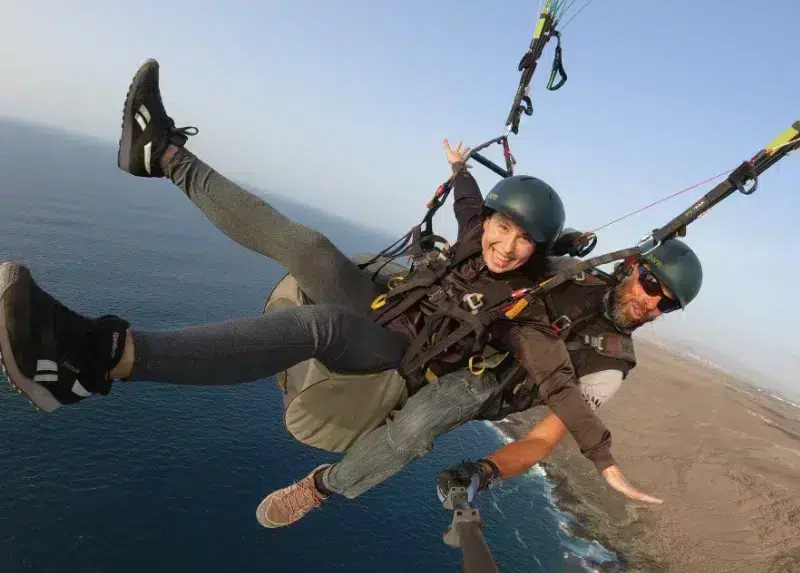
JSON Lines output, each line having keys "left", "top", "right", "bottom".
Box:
{"left": 496, "top": 339, "right": 800, "bottom": 572}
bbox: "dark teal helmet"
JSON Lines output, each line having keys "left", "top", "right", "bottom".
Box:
{"left": 640, "top": 238, "right": 703, "bottom": 309}
{"left": 483, "top": 175, "right": 566, "bottom": 250}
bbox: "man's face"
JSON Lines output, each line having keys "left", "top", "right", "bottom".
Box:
{"left": 481, "top": 213, "right": 535, "bottom": 273}
{"left": 611, "top": 262, "right": 680, "bottom": 328}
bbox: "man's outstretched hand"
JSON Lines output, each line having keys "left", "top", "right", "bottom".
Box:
{"left": 601, "top": 465, "right": 663, "bottom": 504}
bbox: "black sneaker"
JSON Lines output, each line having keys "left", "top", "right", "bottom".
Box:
{"left": 117, "top": 58, "right": 198, "bottom": 178}
{"left": 0, "top": 263, "right": 130, "bottom": 412}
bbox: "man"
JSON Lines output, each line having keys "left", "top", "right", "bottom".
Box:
{"left": 260, "top": 237, "right": 702, "bottom": 527}
{"left": 435, "top": 239, "right": 703, "bottom": 501}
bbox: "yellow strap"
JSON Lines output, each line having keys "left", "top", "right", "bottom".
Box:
{"left": 468, "top": 355, "right": 486, "bottom": 375}
{"left": 534, "top": 14, "right": 547, "bottom": 39}
{"left": 765, "top": 121, "right": 800, "bottom": 156}
{"left": 371, "top": 294, "right": 387, "bottom": 310}
{"left": 504, "top": 299, "right": 529, "bottom": 319}
{"left": 534, "top": 0, "right": 553, "bottom": 39}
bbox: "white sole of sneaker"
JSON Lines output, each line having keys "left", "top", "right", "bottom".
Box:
{"left": 255, "top": 490, "right": 285, "bottom": 528}
{"left": 0, "top": 263, "right": 61, "bottom": 413}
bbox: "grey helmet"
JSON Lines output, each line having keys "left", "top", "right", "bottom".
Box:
{"left": 483, "top": 175, "right": 566, "bottom": 250}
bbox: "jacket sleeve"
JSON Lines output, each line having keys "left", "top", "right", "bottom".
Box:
{"left": 496, "top": 305, "right": 617, "bottom": 472}
{"left": 451, "top": 163, "right": 484, "bottom": 240}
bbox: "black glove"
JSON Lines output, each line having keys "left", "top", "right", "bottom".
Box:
{"left": 436, "top": 459, "right": 501, "bottom": 503}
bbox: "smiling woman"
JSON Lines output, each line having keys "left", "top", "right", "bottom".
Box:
{"left": 481, "top": 212, "right": 536, "bottom": 272}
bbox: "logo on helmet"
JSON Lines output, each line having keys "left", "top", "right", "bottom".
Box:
{"left": 644, "top": 253, "right": 663, "bottom": 268}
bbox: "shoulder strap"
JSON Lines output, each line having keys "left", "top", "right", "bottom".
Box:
{"left": 542, "top": 288, "right": 604, "bottom": 339}
{"left": 447, "top": 228, "right": 483, "bottom": 267}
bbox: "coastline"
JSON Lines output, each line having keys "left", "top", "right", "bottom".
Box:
{"left": 493, "top": 339, "right": 800, "bottom": 572}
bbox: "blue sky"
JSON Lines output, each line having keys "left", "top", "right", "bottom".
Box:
{"left": 2, "top": 0, "right": 799, "bottom": 396}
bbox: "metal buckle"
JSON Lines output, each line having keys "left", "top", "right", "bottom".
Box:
{"left": 428, "top": 286, "right": 445, "bottom": 303}
{"left": 551, "top": 315, "right": 572, "bottom": 334}
{"left": 461, "top": 292, "right": 485, "bottom": 315}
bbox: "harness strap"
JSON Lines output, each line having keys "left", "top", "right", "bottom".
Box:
{"left": 372, "top": 276, "right": 438, "bottom": 325}
{"left": 400, "top": 306, "right": 504, "bottom": 379}
{"left": 543, "top": 291, "right": 603, "bottom": 339}
{"left": 372, "top": 233, "right": 483, "bottom": 323}
{"left": 565, "top": 333, "right": 636, "bottom": 364}
{"left": 501, "top": 246, "right": 642, "bottom": 320}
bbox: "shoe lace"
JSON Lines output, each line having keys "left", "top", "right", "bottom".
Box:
{"left": 166, "top": 117, "right": 199, "bottom": 137}
{"left": 277, "top": 480, "right": 325, "bottom": 519}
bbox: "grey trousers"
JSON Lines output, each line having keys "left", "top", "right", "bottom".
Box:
{"left": 130, "top": 148, "right": 499, "bottom": 498}
{"left": 323, "top": 369, "right": 500, "bottom": 498}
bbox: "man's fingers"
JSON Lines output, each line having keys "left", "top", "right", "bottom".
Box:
{"left": 637, "top": 493, "right": 664, "bottom": 504}
{"left": 623, "top": 484, "right": 664, "bottom": 504}
{"left": 603, "top": 466, "right": 664, "bottom": 505}
{"left": 462, "top": 146, "right": 472, "bottom": 158}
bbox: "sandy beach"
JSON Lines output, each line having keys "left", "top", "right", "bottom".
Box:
{"left": 496, "top": 339, "right": 800, "bottom": 572}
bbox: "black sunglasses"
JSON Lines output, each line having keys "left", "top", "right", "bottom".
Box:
{"left": 637, "top": 265, "right": 681, "bottom": 314}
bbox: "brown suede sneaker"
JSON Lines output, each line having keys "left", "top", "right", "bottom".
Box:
{"left": 256, "top": 464, "right": 332, "bottom": 528}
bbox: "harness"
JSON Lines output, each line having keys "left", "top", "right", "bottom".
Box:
{"left": 477, "top": 269, "right": 637, "bottom": 422}
{"left": 542, "top": 270, "right": 637, "bottom": 367}
{"left": 369, "top": 227, "right": 538, "bottom": 386}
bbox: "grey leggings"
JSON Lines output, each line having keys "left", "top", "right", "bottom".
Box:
{"left": 127, "top": 148, "right": 498, "bottom": 499}
{"left": 129, "top": 148, "right": 407, "bottom": 385}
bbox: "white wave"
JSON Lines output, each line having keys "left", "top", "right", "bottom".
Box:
{"left": 768, "top": 392, "right": 800, "bottom": 410}
{"left": 514, "top": 527, "right": 528, "bottom": 548}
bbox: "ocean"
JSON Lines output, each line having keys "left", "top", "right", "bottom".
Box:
{"left": 0, "top": 118, "right": 615, "bottom": 572}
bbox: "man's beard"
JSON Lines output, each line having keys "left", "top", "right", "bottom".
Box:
{"left": 610, "top": 280, "right": 649, "bottom": 329}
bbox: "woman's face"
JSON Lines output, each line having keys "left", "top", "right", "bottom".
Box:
{"left": 481, "top": 212, "right": 536, "bottom": 273}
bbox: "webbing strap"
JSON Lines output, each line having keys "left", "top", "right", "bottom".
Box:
{"left": 506, "top": 246, "right": 643, "bottom": 319}
{"left": 400, "top": 306, "right": 502, "bottom": 378}
{"left": 546, "top": 31, "right": 567, "bottom": 91}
